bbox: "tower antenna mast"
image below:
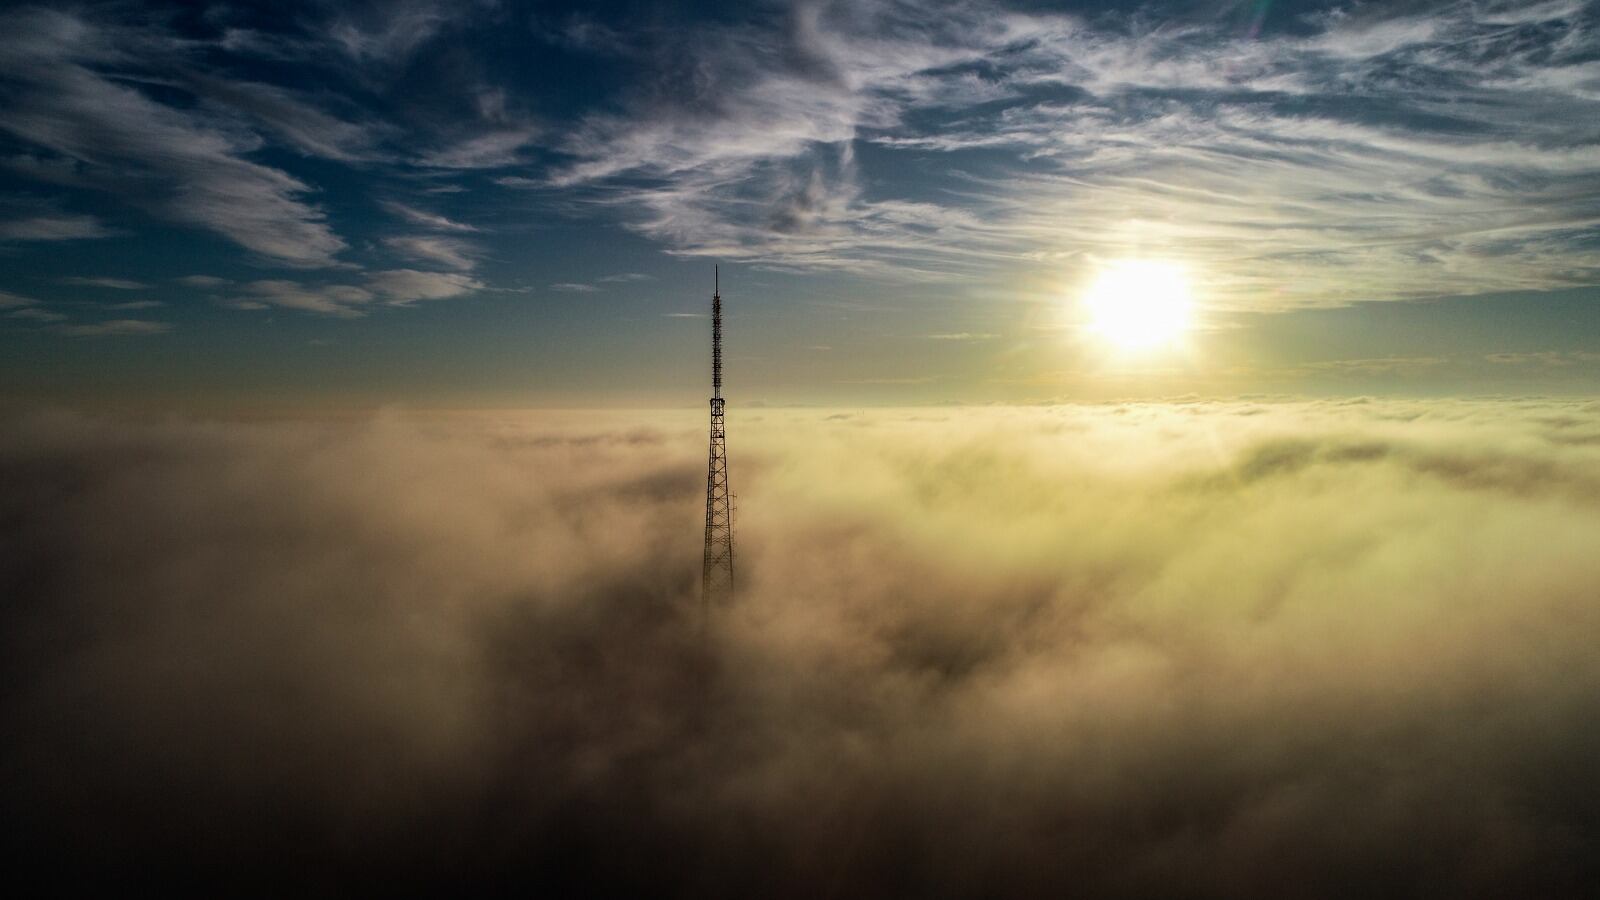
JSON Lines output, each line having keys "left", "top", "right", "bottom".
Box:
{"left": 701, "top": 266, "right": 735, "bottom": 607}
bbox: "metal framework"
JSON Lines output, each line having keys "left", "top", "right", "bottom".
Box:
{"left": 702, "top": 266, "right": 735, "bottom": 606}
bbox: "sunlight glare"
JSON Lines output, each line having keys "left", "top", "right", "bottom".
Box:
{"left": 1081, "top": 260, "right": 1194, "bottom": 351}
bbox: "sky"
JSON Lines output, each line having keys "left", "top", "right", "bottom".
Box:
{"left": 1, "top": 0, "right": 1598, "bottom": 407}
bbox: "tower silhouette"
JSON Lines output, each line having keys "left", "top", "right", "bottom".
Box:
{"left": 701, "top": 266, "right": 735, "bottom": 606}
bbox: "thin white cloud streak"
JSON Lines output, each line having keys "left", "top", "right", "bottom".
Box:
{"left": 379, "top": 201, "right": 480, "bottom": 233}
{"left": 234, "top": 270, "right": 482, "bottom": 317}
{"left": 55, "top": 318, "right": 170, "bottom": 336}
{"left": 416, "top": 127, "right": 542, "bottom": 169}
{"left": 237, "top": 280, "right": 376, "bottom": 317}
{"left": 215, "top": 1, "right": 540, "bottom": 172}
{"left": 59, "top": 277, "right": 147, "bottom": 290}
{"left": 8, "top": 307, "right": 66, "bottom": 322}
{"left": 383, "top": 235, "right": 480, "bottom": 271}
{"left": 0, "top": 290, "right": 41, "bottom": 308}
{"left": 182, "top": 73, "right": 387, "bottom": 163}
{"left": 325, "top": 0, "right": 457, "bottom": 65}
{"left": 366, "top": 269, "right": 482, "bottom": 306}
{"left": 0, "top": 214, "right": 114, "bottom": 241}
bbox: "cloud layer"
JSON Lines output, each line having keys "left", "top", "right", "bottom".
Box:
{"left": 552, "top": 0, "right": 1600, "bottom": 302}
{"left": 5, "top": 0, "right": 1597, "bottom": 318}
{"left": 5, "top": 399, "right": 1600, "bottom": 894}
{"left": 0, "top": 7, "right": 348, "bottom": 267}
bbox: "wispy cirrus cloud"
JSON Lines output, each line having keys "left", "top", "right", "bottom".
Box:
{"left": 56, "top": 318, "right": 170, "bottom": 336}
{"left": 232, "top": 281, "right": 374, "bottom": 317}
{"left": 182, "top": 74, "right": 387, "bottom": 163}
{"left": 383, "top": 235, "right": 480, "bottom": 271}
{"left": 366, "top": 269, "right": 482, "bottom": 306}
{"left": 1, "top": 0, "right": 1594, "bottom": 320}
{"left": 373, "top": 200, "right": 485, "bottom": 279}
{"left": 415, "top": 127, "right": 542, "bottom": 169}
{"left": 378, "top": 201, "right": 479, "bottom": 233}
{"left": 0, "top": 213, "right": 115, "bottom": 242}
{"left": 8, "top": 307, "right": 65, "bottom": 322}
{"left": 58, "top": 276, "right": 147, "bottom": 290}
{"left": 545, "top": 273, "right": 654, "bottom": 294}
{"left": 233, "top": 269, "right": 483, "bottom": 317}
{"left": 324, "top": 0, "right": 464, "bottom": 66}
{"left": 540, "top": 0, "right": 1600, "bottom": 305}
{"left": 0, "top": 7, "right": 349, "bottom": 267}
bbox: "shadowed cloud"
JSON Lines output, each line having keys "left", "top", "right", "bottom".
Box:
{"left": 4, "top": 399, "right": 1599, "bottom": 895}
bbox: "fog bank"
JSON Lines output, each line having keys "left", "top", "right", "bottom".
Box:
{"left": 4, "top": 400, "right": 1599, "bottom": 896}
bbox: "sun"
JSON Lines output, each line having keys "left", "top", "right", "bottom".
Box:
{"left": 1080, "top": 259, "right": 1194, "bottom": 351}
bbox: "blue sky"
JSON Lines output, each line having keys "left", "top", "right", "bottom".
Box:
{"left": 1, "top": 0, "right": 1598, "bottom": 406}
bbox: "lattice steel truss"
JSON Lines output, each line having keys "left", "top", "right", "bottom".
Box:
{"left": 702, "top": 267, "right": 735, "bottom": 606}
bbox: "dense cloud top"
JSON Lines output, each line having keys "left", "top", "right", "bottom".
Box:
{"left": 4, "top": 400, "right": 1600, "bottom": 895}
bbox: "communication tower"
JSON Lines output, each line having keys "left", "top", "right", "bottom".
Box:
{"left": 701, "top": 267, "right": 735, "bottom": 606}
